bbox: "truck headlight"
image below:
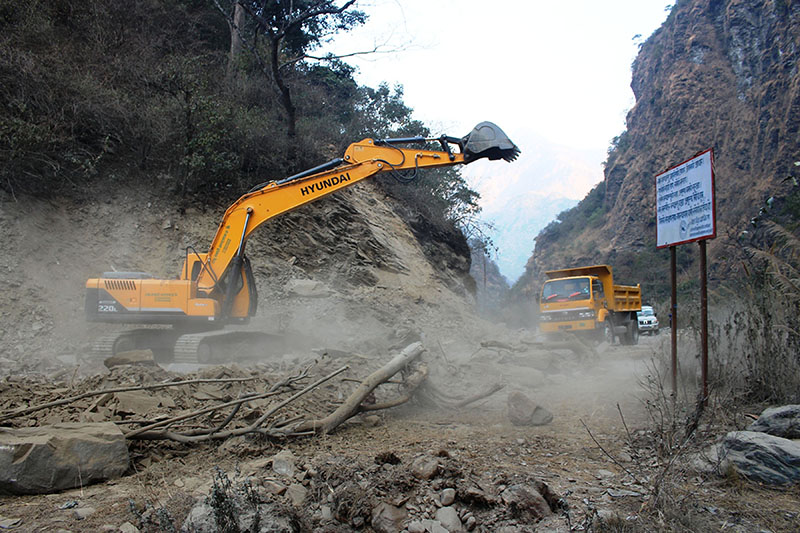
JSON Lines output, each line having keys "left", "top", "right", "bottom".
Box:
{"left": 540, "top": 314, "right": 551, "bottom": 322}
{"left": 577, "top": 310, "right": 596, "bottom": 319}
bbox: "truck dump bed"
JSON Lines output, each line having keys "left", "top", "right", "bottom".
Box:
{"left": 612, "top": 284, "right": 641, "bottom": 311}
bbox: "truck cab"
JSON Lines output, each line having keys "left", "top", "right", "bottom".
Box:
{"left": 539, "top": 275, "right": 605, "bottom": 334}
{"left": 538, "top": 265, "right": 641, "bottom": 345}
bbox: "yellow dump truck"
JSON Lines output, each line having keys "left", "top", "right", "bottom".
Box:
{"left": 538, "top": 265, "right": 642, "bottom": 345}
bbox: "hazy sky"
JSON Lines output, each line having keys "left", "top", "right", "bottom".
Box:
{"left": 320, "top": 1, "right": 671, "bottom": 279}
{"left": 325, "top": 1, "right": 669, "bottom": 152}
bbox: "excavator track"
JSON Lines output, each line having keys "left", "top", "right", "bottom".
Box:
{"left": 173, "top": 330, "right": 286, "bottom": 364}
{"left": 91, "top": 333, "right": 122, "bottom": 358}
{"left": 93, "top": 328, "right": 286, "bottom": 365}
{"left": 173, "top": 332, "right": 220, "bottom": 364}
{"left": 92, "top": 328, "right": 182, "bottom": 363}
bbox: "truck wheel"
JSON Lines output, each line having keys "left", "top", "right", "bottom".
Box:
{"left": 629, "top": 320, "right": 639, "bottom": 345}
{"left": 603, "top": 321, "right": 614, "bottom": 345}
{"left": 621, "top": 320, "right": 639, "bottom": 345}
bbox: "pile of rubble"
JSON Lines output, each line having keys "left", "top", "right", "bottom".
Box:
{"left": 177, "top": 446, "right": 562, "bottom": 532}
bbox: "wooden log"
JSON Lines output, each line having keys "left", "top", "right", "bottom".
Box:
{"left": 294, "top": 342, "right": 424, "bottom": 434}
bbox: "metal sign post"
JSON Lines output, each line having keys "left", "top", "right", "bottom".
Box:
{"left": 656, "top": 149, "right": 715, "bottom": 406}
{"left": 670, "top": 246, "right": 677, "bottom": 397}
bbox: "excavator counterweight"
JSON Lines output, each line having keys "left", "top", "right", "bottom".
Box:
{"left": 86, "top": 122, "right": 519, "bottom": 363}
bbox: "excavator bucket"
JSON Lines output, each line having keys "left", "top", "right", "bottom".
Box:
{"left": 462, "top": 122, "right": 520, "bottom": 163}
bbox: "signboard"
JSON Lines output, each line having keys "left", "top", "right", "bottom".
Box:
{"left": 656, "top": 149, "right": 715, "bottom": 248}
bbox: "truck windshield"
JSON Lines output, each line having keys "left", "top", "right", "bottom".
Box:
{"left": 541, "top": 278, "right": 591, "bottom": 302}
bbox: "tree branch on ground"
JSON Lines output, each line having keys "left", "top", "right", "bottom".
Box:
{"left": 292, "top": 342, "right": 425, "bottom": 434}
{"left": 0, "top": 377, "right": 264, "bottom": 423}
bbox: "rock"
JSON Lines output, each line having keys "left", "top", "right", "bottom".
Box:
{"left": 182, "top": 500, "right": 298, "bottom": 532}
{"left": 407, "top": 520, "right": 426, "bottom": 533}
{"left": 113, "top": 391, "right": 161, "bottom": 416}
{"left": 595, "top": 469, "right": 615, "bottom": 479}
{"left": 320, "top": 505, "right": 332, "bottom": 521}
{"left": 411, "top": 455, "right": 440, "bottom": 480}
{"left": 464, "top": 515, "right": 477, "bottom": 531}
{"left": 719, "top": 430, "right": 800, "bottom": 485}
{"left": 103, "top": 350, "right": 156, "bottom": 369}
{"left": 271, "top": 449, "right": 296, "bottom": 478}
{"left": 506, "top": 392, "right": 553, "bottom": 426}
{"left": 0, "top": 422, "right": 129, "bottom": 494}
{"left": 118, "top": 523, "right": 140, "bottom": 533}
{"left": 182, "top": 503, "right": 216, "bottom": 532}
{"left": 440, "top": 487, "right": 456, "bottom": 506}
{"left": 370, "top": 502, "right": 407, "bottom": 533}
{"left": 362, "top": 415, "right": 381, "bottom": 426}
{"left": 0, "top": 516, "right": 22, "bottom": 529}
{"left": 435, "top": 506, "right": 463, "bottom": 532}
{"left": 746, "top": 405, "right": 800, "bottom": 439}
{"left": 500, "top": 484, "right": 552, "bottom": 520}
{"left": 617, "top": 450, "right": 633, "bottom": 463}
{"left": 685, "top": 443, "right": 722, "bottom": 475}
{"left": 285, "top": 483, "right": 307, "bottom": 507}
{"left": 606, "top": 488, "right": 642, "bottom": 498}
{"left": 285, "top": 279, "right": 329, "bottom": 298}
{"left": 595, "top": 509, "right": 622, "bottom": 527}
{"left": 73, "top": 507, "right": 96, "bottom": 520}
{"left": 262, "top": 480, "right": 287, "bottom": 495}
{"left": 409, "top": 519, "right": 449, "bottom": 533}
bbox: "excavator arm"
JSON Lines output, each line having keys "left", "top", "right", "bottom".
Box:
{"left": 193, "top": 122, "right": 519, "bottom": 317}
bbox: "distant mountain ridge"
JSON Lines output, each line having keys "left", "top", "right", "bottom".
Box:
{"left": 484, "top": 193, "right": 577, "bottom": 282}
{"left": 465, "top": 133, "right": 601, "bottom": 282}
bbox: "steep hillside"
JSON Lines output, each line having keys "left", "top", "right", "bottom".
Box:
{"left": 0, "top": 179, "right": 486, "bottom": 370}
{"left": 517, "top": 0, "right": 800, "bottom": 300}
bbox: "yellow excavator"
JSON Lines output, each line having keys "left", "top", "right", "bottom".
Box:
{"left": 85, "top": 122, "right": 519, "bottom": 363}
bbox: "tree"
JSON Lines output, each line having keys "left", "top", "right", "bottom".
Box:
{"left": 215, "top": 0, "right": 366, "bottom": 161}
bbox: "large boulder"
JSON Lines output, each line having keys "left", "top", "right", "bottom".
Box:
{"left": 507, "top": 392, "right": 553, "bottom": 426}
{"left": 0, "top": 422, "right": 129, "bottom": 494}
{"left": 371, "top": 502, "right": 407, "bottom": 533}
{"left": 719, "top": 431, "right": 800, "bottom": 485}
{"left": 746, "top": 405, "right": 800, "bottom": 439}
{"left": 500, "top": 483, "right": 553, "bottom": 520}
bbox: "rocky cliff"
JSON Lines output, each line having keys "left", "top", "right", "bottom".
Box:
{"left": 516, "top": 0, "right": 800, "bottom": 300}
